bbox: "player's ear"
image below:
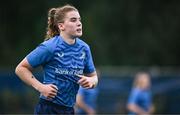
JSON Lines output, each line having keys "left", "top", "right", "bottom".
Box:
{"left": 58, "top": 23, "right": 65, "bottom": 31}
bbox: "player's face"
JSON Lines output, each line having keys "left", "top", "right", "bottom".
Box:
{"left": 140, "top": 75, "right": 150, "bottom": 89}
{"left": 60, "top": 11, "right": 82, "bottom": 38}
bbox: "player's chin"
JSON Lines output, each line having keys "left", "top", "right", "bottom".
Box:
{"left": 75, "top": 34, "right": 82, "bottom": 38}
{"left": 76, "top": 31, "right": 82, "bottom": 37}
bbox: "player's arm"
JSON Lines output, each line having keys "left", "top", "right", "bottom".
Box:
{"left": 148, "top": 104, "right": 155, "bottom": 114}
{"left": 76, "top": 93, "right": 95, "bottom": 114}
{"left": 77, "top": 71, "right": 98, "bottom": 89}
{"left": 15, "top": 58, "right": 58, "bottom": 99}
{"left": 127, "top": 103, "right": 148, "bottom": 115}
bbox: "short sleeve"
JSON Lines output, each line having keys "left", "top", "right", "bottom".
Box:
{"left": 78, "top": 86, "right": 84, "bottom": 96}
{"left": 83, "top": 46, "right": 95, "bottom": 74}
{"left": 128, "top": 88, "right": 140, "bottom": 104}
{"left": 26, "top": 43, "right": 53, "bottom": 68}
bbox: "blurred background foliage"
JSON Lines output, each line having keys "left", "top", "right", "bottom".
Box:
{"left": 1, "top": 0, "right": 180, "bottom": 67}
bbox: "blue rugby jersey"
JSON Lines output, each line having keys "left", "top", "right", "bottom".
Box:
{"left": 26, "top": 35, "right": 96, "bottom": 107}
{"left": 77, "top": 86, "right": 98, "bottom": 114}
{"left": 128, "top": 88, "right": 152, "bottom": 114}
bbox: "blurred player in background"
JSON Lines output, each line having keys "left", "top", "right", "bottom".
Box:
{"left": 75, "top": 70, "right": 100, "bottom": 115}
{"left": 75, "top": 86, "right": 98, "bottom": 115}
{"left": 127, "top": 72, "right": 154, "bottom": 115}
{"left": 15, "top": 4, "right": 98, "bottom": 114}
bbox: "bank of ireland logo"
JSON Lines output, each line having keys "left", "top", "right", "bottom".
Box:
{"left": 57, "top": 52, "right": 64, "bottom": 57}
{"left": 80, "top": 51, "right": 86, "bottom": 59}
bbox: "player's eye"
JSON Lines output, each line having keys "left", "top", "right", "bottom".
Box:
{"left": 70, "top": 18, "right": 77, "bottom": 22}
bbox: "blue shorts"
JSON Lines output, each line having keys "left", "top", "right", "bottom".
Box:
{"left": 34, "top": 98, "right": 74, "bottom": 115}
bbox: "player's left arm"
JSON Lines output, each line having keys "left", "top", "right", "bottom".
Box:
{"left": 77, "top": 71, "right": 98, "bottom": 89}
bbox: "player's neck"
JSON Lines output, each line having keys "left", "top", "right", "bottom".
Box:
{"left": 60, "top": 33, "right": 76, "bottom": 45}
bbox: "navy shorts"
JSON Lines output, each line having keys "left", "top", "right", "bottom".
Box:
{"left": 34, "top": 99, "right": 74, "bottom": 115}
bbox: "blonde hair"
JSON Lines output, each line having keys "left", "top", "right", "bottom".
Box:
{"left": 133, "top": 72, "right": 151, "bottom": 89}
{"left": 45, "top": 4, "right": 78, "bottom": 40}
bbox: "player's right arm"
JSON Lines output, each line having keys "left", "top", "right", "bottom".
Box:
{"left": 76, "top": 93, "right": 95, "bottom": 114}
{"left": 127, "top": 89, "right": 149, "bottom": 115}
{"left": 127, "top": 103, "right": 149, "bottom": 115}
{"left": 15, "top": 57, "right": 58, "bottom": 99}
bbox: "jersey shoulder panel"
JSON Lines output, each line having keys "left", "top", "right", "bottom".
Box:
{"left": 76, "top": 38, "right": 90, "bottom": 49}
{"left": 42, "top": 36, "right": 60, "bottom": 54}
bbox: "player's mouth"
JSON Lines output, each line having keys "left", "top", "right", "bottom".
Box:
{"left": 76, "top": 28, "right": 82, "bottom": 32}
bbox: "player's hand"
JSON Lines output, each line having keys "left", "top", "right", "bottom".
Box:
{"left": 38, "top": 84, "right": 58, "bottom": 99}
{"left": 77, "top": 74, "right": 95, "bottom": 89}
